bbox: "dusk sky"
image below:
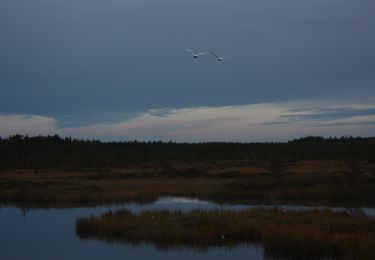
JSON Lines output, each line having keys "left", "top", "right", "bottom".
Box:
{"left": 1, "top": 0, "right": 375, "bottom": 141}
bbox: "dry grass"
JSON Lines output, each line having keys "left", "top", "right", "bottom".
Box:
{"left": 76, "top": 208, "right": 375, "bottom": 259}
{"left": 1, "top": 160, "right": 374, "bottom": 207}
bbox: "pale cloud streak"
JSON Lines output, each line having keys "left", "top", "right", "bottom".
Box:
{"left": 1, "top": 99, "right": 375, "bottom": 141}
{"left": 59, "top": 99, "right": 375, "bottom": 141}
{"left": 0, "top": 114, "right": 57, "bottom": 137}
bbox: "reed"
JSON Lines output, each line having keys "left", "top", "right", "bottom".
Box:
{"left": 1, "top": 160, "right": 375, "bottom": 207}
{"left": 76, "top": 208, "right": 375, "bottom": 259}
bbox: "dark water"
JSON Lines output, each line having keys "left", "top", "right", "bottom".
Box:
{"left": 1, "top": 197, "right": 374, "bottom": 260}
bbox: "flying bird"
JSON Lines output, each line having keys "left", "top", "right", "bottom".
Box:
{"left": 186, "top": 48, "right": 208, "bottom": 59}
{"left": 210, "top": 52, "right": 230, "bottom": 61}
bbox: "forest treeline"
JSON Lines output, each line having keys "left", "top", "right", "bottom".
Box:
{"left": 0, "top": 135, "right": 375, "bottom": 170}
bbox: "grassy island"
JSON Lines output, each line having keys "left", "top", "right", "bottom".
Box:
{"left": 76, "top": 208, "right": 375, "bottom": 259}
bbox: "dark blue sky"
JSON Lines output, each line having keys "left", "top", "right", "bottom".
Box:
{"left": 1, "top": 0, "right": 375, "bottom": 140}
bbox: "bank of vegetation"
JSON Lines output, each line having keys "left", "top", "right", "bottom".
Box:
{"left": 0, "top": 135, "right": 374, "bottom": 206}
{"left": 76, "top": 208, "right": 375, "bottom": 259}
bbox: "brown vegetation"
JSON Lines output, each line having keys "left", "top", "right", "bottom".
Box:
{"left": 76, "top": 208, "right": 375, "bottom": 259}
{"left": 0, "top": 160, "right": 374, "bottom": 207}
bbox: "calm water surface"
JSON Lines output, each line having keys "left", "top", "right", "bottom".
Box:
{"left": 1, "top": 197, "right": 374, "bottom": 260}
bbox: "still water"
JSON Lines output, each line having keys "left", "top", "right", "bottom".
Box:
{"left": 1, "top": 197, "right": 374, "bottom": 260}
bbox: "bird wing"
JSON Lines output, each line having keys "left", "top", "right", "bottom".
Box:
{"left": 197, "top": 52, "right": 208, "bottom": 56}
{"left": 209, "top": 52, "right": 220, "bottom": 58}
{"left": 186, "top": 48, "right": 194, "bottom": 54}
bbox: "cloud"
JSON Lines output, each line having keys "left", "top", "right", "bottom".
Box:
{"left": 0, "top": 114, "right": 57, "bottom": 137}
{"left": 261, "top": 103, "right": 375, "bottom": 126}
{"left": 2, "top": 99, "right": 375, "bottom": 141}
{"left": 280, "top": 106, "right": 375, "bottom": 122}
{"left": 59, "top": 99, "right": 375, "bottom": 141}
{"left": 59, "top": 103, "right": 282, "bottom": 141}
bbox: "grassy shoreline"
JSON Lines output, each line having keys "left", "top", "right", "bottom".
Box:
{"left": 76, "top": 208, "right": 375, "bottom": 259}
{"left": 1, "top": 160, "right": 375, "bottom": 207}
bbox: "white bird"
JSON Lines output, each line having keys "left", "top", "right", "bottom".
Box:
{"left": 186, "top": 48, "right": 208, "bottom": 59}
{"left": 210, "top": 52, "right": 230, "bottom": 61}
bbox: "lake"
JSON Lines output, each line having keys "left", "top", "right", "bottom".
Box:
{"left": 1, "top": 197, "right": 374, "bottom": 260}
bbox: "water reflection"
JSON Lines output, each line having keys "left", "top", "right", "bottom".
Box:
{"left": 8, "top": 196, "right": 375, "bottom": 217}
{"left": 0, "top": 205, "right": 263, "bottom": 260}
{"left": 154, "top": 197, "right": 375, "bottom": 217}
{"left": 1, "top": 197, "right": 374, "bottom": 260}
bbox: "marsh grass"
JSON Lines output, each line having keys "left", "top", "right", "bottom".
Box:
{"left": 76, "top": 208, "right": 375, "bottom": 259}
{"left": 1, "top": 160, "right": 375, "bottom": 207}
